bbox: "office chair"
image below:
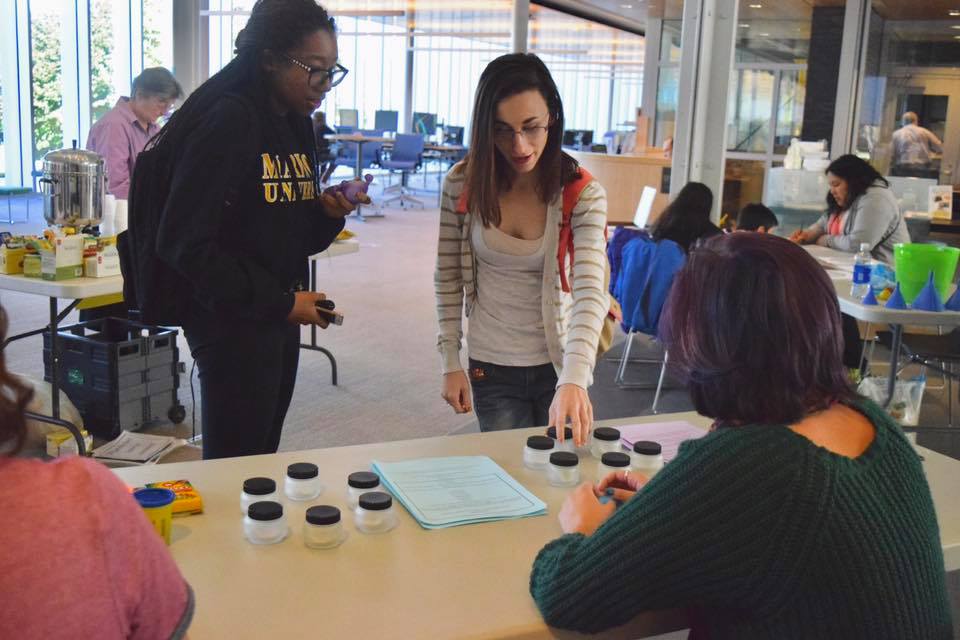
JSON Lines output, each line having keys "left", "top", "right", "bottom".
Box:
{"left": 874, "top": 328, "right": 960, "bottom": 426}
{"left": 610, "top": 235, "right": 686, "bottom": 412}
{"left": 380, "top": 134, "right": 425, "bottom": 209}
{"left": 375, "top": 110, "right": 399, "bottom": 133}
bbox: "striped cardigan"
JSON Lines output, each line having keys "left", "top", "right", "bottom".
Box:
{"left": 434, "top": 165, "right": 609, "bottom": 389}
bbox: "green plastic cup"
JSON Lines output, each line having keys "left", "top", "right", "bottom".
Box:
{"left": 894, "top": 243, "right": 960, "bottom": 304}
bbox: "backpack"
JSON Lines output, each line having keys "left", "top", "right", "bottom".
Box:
{"left": 455, "top": 168, "right": 619, "bottom": 355}
{"left": 118, "top": 93, "right": 259, "bottom": 326}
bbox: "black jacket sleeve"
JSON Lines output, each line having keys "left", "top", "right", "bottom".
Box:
{"left": 156, "top": 97, "right": 295, "bottom": 323}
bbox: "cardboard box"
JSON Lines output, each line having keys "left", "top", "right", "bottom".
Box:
{"left": 41, "top": 235, "right": 83, "bottom": 281}
{"left": 0, "top": 245, "right": 26, "bottom": 274}
{"left": 23, "top": 253, "right": 42, "bottom": 278}
{"left": 46, "top": 427, "right": 93, "bottom": 458}
{"left": 83, "top": 246, "right": 120, "bottom": 278}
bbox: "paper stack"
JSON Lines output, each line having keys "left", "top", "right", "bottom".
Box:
{"left": 92, "top": 431, "right": 185, "bottom": 465}
{"left": 371, "top": 456, "right": 546, "bottom": 529}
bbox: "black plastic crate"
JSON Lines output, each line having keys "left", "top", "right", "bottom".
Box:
{"left": 42, "top": 317, "right": 185, "bottom": 438}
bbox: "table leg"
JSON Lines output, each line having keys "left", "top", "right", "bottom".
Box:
{"left": 49, "top": 297, "right": 60, "bottom": 419}
{"left": 299, "top": 258, "right": 338, "bottom": 385}
{"left": 885, "top": 324, "right": 903, "bottom": 408}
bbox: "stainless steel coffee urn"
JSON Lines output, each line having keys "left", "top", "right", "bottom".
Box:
{"left": 39, "top": 148, "right": 106, "bottom": 227}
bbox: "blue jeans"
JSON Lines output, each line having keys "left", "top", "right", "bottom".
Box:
{"left": 468, "top": 358, "right": 558, "bottom": 432}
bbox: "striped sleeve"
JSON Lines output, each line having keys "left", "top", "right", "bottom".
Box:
{"left": 558, "top": 180, "right": 609, "bottom": 388}
{"left": 435, "top": 168, "right": 467, "bottom": 374}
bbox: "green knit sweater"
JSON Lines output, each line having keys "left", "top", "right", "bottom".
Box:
{"left": 530, "top": 400, "right": 952, "bottom": 638}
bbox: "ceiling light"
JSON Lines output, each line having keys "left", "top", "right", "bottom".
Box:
{"left": 621, "top": 3, "right": 634, "bottom": 8}
{"left": 759, "top": 32, "right": 769, "bottom": 37}
{"left": 952, "top": 25, "right": 960, "bottom": 28}
{"left": 739, "top": 22, "right": 749, "bottom": 28}
{"left": 950, "top": 10, "right": 960, "bottom": 16}
{"left": 749, "top": 3, "right": 762, "bottom": 8}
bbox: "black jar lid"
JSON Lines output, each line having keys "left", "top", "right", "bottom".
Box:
{"left": 593, "top": 427, "right": 621, "bottom": 442}
{"left": 633, "top": 441, "right": 662, "bottom": 455}
{"left": 306, "top": 505, "right": 341, "bottom": 525}
{"left": 243, "top": 477, "right": 276, "bottom": 495}
{"left": 348, "top": 471, "right": 380, "bottom": 489}
{"left": 549, "top": 451, "right": 579, "bottom": 467}
{"left": 287, "top": 462, "right": 319, "bottom": 480}
{"left": 526, "top": 435, "right": 555, "bottom": 451}
{"left": 247, "top": 501, "right": 283, "bottom": 521}
{"left": 601, "top": 452, "right": 631, "bottom": 467}
{"left": 546, "top": 426, "right": 574, "bottom": 440}
{"left": 359, "top": 491, "right": 393, "bottom": 511}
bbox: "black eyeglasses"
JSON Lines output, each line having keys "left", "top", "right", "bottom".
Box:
{"left": 280, "top": 53, "right": 349, "bottom": 89}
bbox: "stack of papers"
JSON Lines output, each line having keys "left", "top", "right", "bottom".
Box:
{"left": 371, "top": 456, "right": 546, "bottom": 529}
{"left": 617, "top": 421, "right": 707, "bottom": 463}
{"left": 92, "top": 431, "right": 184, "bottom": 465}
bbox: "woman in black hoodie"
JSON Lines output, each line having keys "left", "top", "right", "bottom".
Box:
{"left": 153, "top": 0, "right": 362, "bottom": 459}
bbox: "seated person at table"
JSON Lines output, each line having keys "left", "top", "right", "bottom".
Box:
{"left": 789, "top": 154, "right": 910, "bottom": 264}
{"left": 735, "top": 202, "right": 778, "bottom": 233}
{"left": 529, "top": 233, "right": 951, "bottom": 638}
{"left": 649, "top": 182, "right": 721, "bottom": 252}
{"left": 0, "top": 305, "right": 194, "bottom": 639}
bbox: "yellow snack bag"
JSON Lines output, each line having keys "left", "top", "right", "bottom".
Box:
{"left": 144, "top": 479, "right": 204, "bottom": 515}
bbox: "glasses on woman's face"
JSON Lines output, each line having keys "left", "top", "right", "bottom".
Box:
{"left": 493, "top": 122, "right": 550, "bottom": 146}
{"left": 281, "top": 53, "right": 349, "bottom": 90}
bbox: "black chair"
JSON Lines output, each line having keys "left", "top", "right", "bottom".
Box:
{"left": 875, "top": 328, "right": 960, "bottom": 425}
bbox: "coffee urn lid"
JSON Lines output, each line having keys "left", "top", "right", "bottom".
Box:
{"left": 42, "top": 148, "right": 105, "bottom": 175}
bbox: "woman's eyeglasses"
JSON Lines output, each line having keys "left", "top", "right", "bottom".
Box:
{"left": 281, "top": 53, "right": 349, "bottom": 90}
{"left": 493, "top": 123, "right": 550, "bottom": 145}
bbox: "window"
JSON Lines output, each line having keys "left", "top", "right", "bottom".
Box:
{"left": 30, "top": 0, "right": 65, "bottom": 167}
{"left": 142, "top": 0, "right": 174, "bottom": 69}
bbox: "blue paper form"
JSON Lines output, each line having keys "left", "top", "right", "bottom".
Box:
{"left": 371, "top": 456, "right": 547, "bottom": 529}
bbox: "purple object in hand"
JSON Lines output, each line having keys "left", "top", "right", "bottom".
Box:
{"left": 324, "top": 174, "right": 374, "bottom": 205}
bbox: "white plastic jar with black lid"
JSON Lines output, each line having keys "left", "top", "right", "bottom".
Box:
{"left": 523, "top": 435, "right": 555, "bottom": 470}
{"left": 244, "top": 501, "right": 288, "bottom": 545}
{"left": 547, "top": 451, "right": 580, "bottom": 487}
{"left": 284, "top": 462, "right": 323, "bottom": 501}
{"left": 355, "top": 491, "right": 398, "bottom": 534}
{"left": 632, "top": 441, "right": 664, "bottom": 477}
{"left": 545, "top": 426, "right": 576, "bottom": 453}
{"left": 599, "top": 451, "right": 632, "bottom": 478}
{"left": 591, "top": 426, "right": 622, "bottom": 459}
{"left": 240, "top": 477, "right": 278, "bottom": 516}
{"left": 304, "top": 505, "right": 346, "bottom": 549}
{"left": 346, "top": 471, "right": 381, "bottom": 510}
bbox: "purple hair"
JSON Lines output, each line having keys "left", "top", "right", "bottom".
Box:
{"left": 659, "top": 233, "right": 855, "bottom": 426}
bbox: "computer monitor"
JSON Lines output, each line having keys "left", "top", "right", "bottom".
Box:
{"left": 562, "top": 130, "right": 579, "bottom": 147}
{"left": 443, "top": 125, "right": 464, "bottom": 146}
{"left": 338, "top": 108, "right": 359, "bottom": 128}
{"left": 412, "top": 112, "right": 437, "bottom": 137}
{"left": 579, "top": 130, "right": 594, "bottom": 147}
{"left": 633, "top": 186, "right": 658, "bottom": 229}
{"left": 375, "top": 110, "right": 399, "bottom": 132}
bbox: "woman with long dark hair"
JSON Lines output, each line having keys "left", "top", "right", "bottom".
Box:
{"left": 530, "top": 234, "right": 951, "bottom": 637}
{"left": 649, "top": 181, "right": 721, "bottom": 252}
{"left": 153, "top": 0, "right": 363, "bottom": 459}
{"left": 0, "top": 305, "right": 194, "bottom": 637}
{"left": 791, "top": 154, "right": 909, "bottom": 264}
{"left": 434, "top": 53, "right": 608, "bottom": 444}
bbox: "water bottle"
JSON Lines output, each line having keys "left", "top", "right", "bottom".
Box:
{"left": 851, "top": 242, "right": 872, "bottom": 298}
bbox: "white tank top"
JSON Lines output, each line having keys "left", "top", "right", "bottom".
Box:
{"left": 467, "top": 222, "right": 551, "bottom": 366}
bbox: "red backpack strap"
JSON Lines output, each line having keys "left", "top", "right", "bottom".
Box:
{"left": 557, "top": 168, "right": 595, "bottom": 293}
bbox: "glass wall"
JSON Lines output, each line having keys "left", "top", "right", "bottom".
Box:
{"left": 855, "top": 3, "right": 960, "bottom": 187}
{"left": 142, "top": 0, "right": 174, "bottom": 69}
{"left": 530, "top": 5, "right": 643, "bottom": 144}
{"left": 30, "top": 0, "right": 65, "bottom": 166}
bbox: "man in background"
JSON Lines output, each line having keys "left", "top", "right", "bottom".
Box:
{"left": 87, "top": 67, "right": 183, "bottom": 199}
{"left": 891, "top": 111, "right": 943, "bottom": 179}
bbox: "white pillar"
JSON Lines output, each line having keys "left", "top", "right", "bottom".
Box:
{"left": 641, "top": 17, "right": 661, "bottom": 147}
{"left": 511, "top": 0, "right": 530, "bottom": 54}
{"left": 670, "top": 0, "right": 739, "bottom": 222}
{"left": 831, "top": 0, "right": 871, "bottom": 156}
{"left": 173, "top": 0, "right": 209, "bottom": 97}
{"left": 2, "top": 0, "right": 33, "bottom": 186}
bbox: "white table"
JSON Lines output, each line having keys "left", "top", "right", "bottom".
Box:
{"left": 0, "top": 272, "right": 123, "bottom": 454}
{"left": 112, "top": 412, "right": 960, "bottom": 639}
{"left": 303, "top": 239, "right": 360, "bottom": 384}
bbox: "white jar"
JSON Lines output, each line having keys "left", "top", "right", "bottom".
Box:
{"left": 303, "top": 505, "right": 346, "bottom": 549}
{"left": 240, "top": 477, "right": 279, "bottom": 516}
{"left": 243, "top": 501, "right": 288, "bottom": 545}
{"left": 591, "top": 427, "right": 622, "bottom": 459}
{"left": 284, "top": 462, "right": 323, "bottom": 501}
{"left": 599, "top": 451, "right": 632, "bottom": 479}
{"left": 346, "top": 471, "right": 381, "bottom": 510}
{"left": 523, "top": 435, "right": 555, "bottom": 470}
{"left": 354, "top": 492, "right": 398, "bottom": 534}
{"left": 546, "top": 426, "right": 576, "bottom": 453}
{"left": 547, "top": 452, "right": 580, "bottom": 487}
{"left": 632, "top": 441, "right": 664, "bottom": 477}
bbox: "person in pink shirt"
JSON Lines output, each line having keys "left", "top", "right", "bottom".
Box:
{"left": 0, "top": 304, "right": 194, "bottom": 640}
{"left": 87, "top": 67, "right": 183, "bottom": 199}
